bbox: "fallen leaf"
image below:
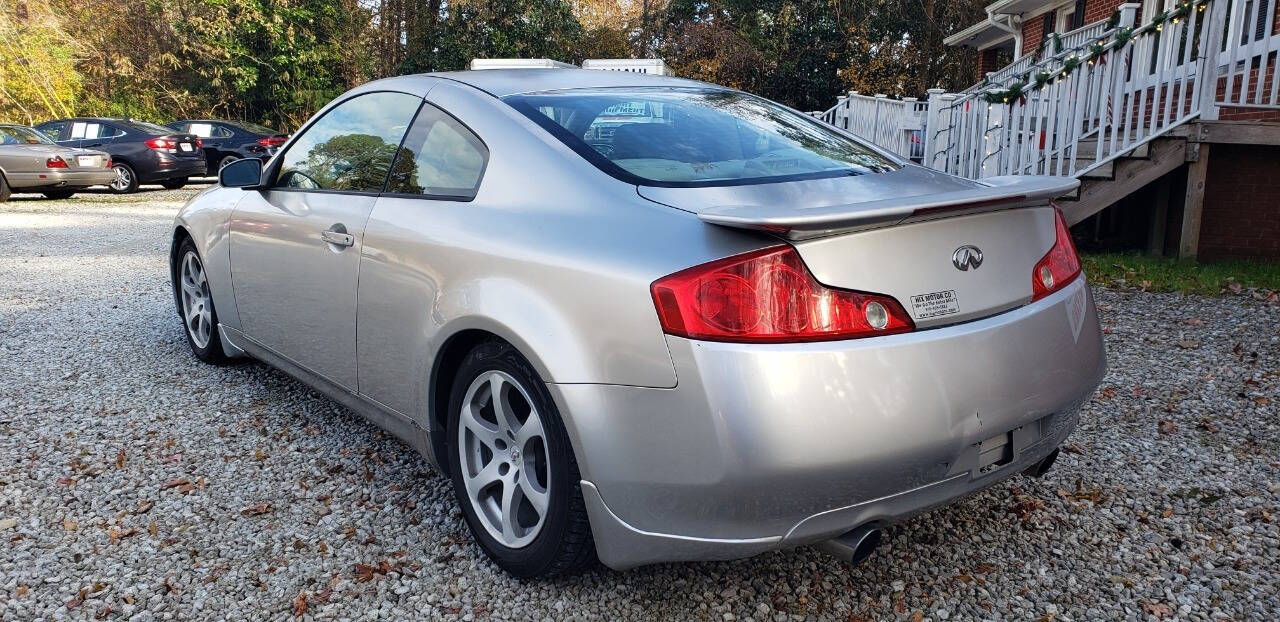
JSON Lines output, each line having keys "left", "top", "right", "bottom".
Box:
{"left": 240, "top": 502, "right": 272, "bottom": 517}
{"left": 160, "top": 478, "right": 189, "bottom": 491}
{"left": 1162, "top": 507, "right": 1173, "bottom": 519}
{"left": 1177, "top": 339, "right": 1200, "bottom": 349}
{"left": 1255, "top": 396, "right": 1273, "bottom": 406}
{"left": 910, "top": 612, "right": 924, "bottom": 622}
{"left": 1159, "top": 420, "right": 1179, "bottom": 434}
{"left": 292, "top": 592, "right": 308, "bottom": 617}
{"left": 67, "top": 586, "right": 89, "bottom": 609}
{"left": 56, "top": 477, "right": 75, "bottom": 487}
{"left": 135, "top": 500, "right": 155, "bottom": 514}
{"left": 16, "top": 585, "right": 29, "bottom": 598}
{"left": 1143, "top": 601, "right": 1173, "bottom": 618}
{"left": 63, "top": 519, "right": 78, "bottom": 531}
{"left": 107, "top": 527, "right": 138, "bottom": 543}
{"left": 255, "top": 448, "right": 267, "bottom": 461}
{"left": 1227, "top": 282, "right": 1243, "bottom": 294}
{"left": 0, "top": 518, "right": 16, "bottom": 530}
{"left": 148, "top": 521, "right": 158, "bottom": 536}
{"left": 115, "top": 449, "right": 126, "bottom": 469}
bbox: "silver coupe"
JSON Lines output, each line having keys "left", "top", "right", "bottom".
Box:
{"left": 171, "top": 69, "right": 1105, "bottom": 577}
{"left": 0, "top": 124, "right": 114, "bottom": 201}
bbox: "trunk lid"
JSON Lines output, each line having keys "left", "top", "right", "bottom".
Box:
{"left": 638, "top": 167, "right": 1079, "bottom": 327}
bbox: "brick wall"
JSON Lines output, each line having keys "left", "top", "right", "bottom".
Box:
{"left": 977, "top": 48, "right": 1004, "bottom": 81}
{"left": 1214, "top": 54, "right": 1280, "bottom": 122}
{"left": 1083, "top": 0, "right": 1128, "bottom": 25}
{"left": 1022, "top": 12, "right": 1049, "bottom": 56}
{"left": 1198, "top": 144, "right": 1280, "bottom": 260}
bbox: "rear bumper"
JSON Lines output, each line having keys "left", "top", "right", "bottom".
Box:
{"left": 142, "top": 157, "right": 206, "bottom": 182}
{"left": 551, "top": 276, "right": 1105, "bottom": 569}
{"left": 5, "top": 169, "right": 116, "bottom": 189}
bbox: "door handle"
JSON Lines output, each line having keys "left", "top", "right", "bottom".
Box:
{"left": 321, "top": 229, "right": 355, "bottom": 247}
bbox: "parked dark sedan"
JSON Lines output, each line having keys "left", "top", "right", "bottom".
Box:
{"left": 168, "top": 119, "right": 288, "bottom": 171}
{"left": 35, "top": 118, "right": 207, "bottom": 193}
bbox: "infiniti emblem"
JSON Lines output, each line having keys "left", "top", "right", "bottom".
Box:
{"left": 952, "top": 245, "right": 984, "bottom": 271}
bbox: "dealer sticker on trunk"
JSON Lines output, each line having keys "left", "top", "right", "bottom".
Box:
{"left": 910, "top": 289, "right": 960, "bottom": 319}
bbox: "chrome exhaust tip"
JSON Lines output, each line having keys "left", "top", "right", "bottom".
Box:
{"left": 816, "top": 524, "right": 883, "bottom": 567}
{"left": 1023, "top": 447, "right": 1061, "bottom": 478}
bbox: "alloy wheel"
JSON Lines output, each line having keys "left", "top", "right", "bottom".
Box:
{"left": 111, "top": 165, "right": 132, "bottom": 191}
{"left": 179, "top": 251, "right": 213, "bottom": 349}
{"left": 457, "top": 370, "right": 551, "bottom": 548}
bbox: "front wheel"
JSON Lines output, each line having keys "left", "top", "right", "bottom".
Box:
{"left": 0, "top": 174, "right": 10, "bottom": 202}
{"left": 172, "top": 238, "right": 229, "bottom": 364}
{"left": 161, "top": 177, "right": 188, "bottom": 190}
{"left": 447, "top": 341, "right": 595, "bottom": 578}
{"left": 218, "top": 155, "right": 238, "bottom": 170}
{"left": 109, "top": 163, "right": 138, "bottom": 194}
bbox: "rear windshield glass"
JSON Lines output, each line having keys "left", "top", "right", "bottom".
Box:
{"left": 122, "top": 120, "right": 178, "bottom": 135}
{"left": 505, "top": 87, "right": 897, "bottom": 187}
{"left": 0, "top": 125, "right": 54, "bottom": 145}
{"left": 227, "top": 120, "right": 279, "bottom": 135}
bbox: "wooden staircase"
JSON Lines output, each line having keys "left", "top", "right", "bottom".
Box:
{"left": 1058, "top": 136, "right": 1189, "bottom": 226}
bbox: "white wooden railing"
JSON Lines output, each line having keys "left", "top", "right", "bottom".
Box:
{"left": 965, "top": 20, "right": 1116, "bottom": 93}
{"left": 814, "top": 93, "right": 929, "bottom": 160}
{"left": 816, "top": 0, "right": 1278, "bottom": 181}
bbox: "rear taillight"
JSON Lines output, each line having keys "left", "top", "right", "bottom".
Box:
{"left": 257, "top": 136, "right": 286, "bottom": 147}
{"left": 46, "top": 156, "right": 68, "bottom": 169}
{"left": 145, "top": 137, "right": 174, "bottom": 150}
{"left": 104, "top": 158, "right": 112, "bottom": 168}
{"left": 1031, "top": 207, "right": 1082, "bottom": 301}
{"left": 651, "top": 246, "right": 914, "bottom": 343}
{"left": 195, "top": 138, "right": 203, "bottom": 148}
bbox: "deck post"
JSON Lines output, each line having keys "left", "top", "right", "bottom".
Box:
{"left": 1178, "top": 143, "right": 1211, "bottom": 260}
{"left": 923, "top": 89, "right": 950, "bottom": 168}
{"left": 1196, "top": 0, "right": 1230, "bottom": 121}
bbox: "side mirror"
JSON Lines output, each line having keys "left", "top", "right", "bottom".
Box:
{"left": 218, "top": 158, "right": 264, "bottom": 189}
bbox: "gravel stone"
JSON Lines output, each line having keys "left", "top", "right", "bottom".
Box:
{"left": 1, "top": 185, "right": 1278, "bottom": 620}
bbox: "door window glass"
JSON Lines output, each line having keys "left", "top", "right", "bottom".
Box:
{"left": 274, "top": 92, "right": 421, "bottom": 192}
{"left": 385, "top": 104, "right": 488, "bottom": 199}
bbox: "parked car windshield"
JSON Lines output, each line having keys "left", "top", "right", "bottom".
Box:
{"left": 0, "top": 125, "right": 55, "bottom": 145}
{"left": 505, "top": 87, "right": 898, "bottom": 187}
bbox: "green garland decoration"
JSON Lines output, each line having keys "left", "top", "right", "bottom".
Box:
{"left": 979, "top": 0, "right": 1213, "bottom": 107}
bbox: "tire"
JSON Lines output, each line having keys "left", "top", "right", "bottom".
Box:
{"left": 42, "top": 190, "right": 75, "bottom": 200}
{"left": 447, "top": 341, "right": 595, "bottom": 578}
{"left": 172, "top": 238, "right": 230, "bottom": 365}
{"left": 161, "top": 177, "right": 188, "bottom": 190}
{"left": 0, "top": 173, "right": 9, "bottom": 203}
{"left": 218, "top": 155, "right": 238, "bottom": 171}
{"left": 109, "top": 162, "right": 139, "bottom": 194}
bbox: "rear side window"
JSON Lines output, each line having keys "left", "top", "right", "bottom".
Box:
{"left": 385, "top": 104, "right": 487, "bottom": 199}
{"left": 274, "top": 91, "right": 422, "bottom": 192}
{"left": 38, "top": 122, "right": 66, "bottom": 140}
{"left": 505, "top": 87, "right": 897, "bottom": 187}
{"left": 185, "top": 123, "right": 232, "bottom": 138}
{"left": 70, "top": 122, "right": 122, "bottom": 140}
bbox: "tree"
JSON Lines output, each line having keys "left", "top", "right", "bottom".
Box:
{"left": 399, "top": 0, "right": 586, "bottom": 73}
{"left": 0, "top": 3, "right": 81, "bottom": 124}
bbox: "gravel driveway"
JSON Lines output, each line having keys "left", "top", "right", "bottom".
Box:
{"left": 1, "top": 186, "right": 1277, "bottom": 621}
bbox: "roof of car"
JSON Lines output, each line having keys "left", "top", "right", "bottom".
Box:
{"left": 404, "top": 68, "right": 715, "bottom": 98}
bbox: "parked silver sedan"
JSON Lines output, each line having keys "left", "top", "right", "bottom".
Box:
{"left": 171, "top": 69, "right": 1105, "bottom": 577}
{"left": 0, "top": 124, "right": 114, "bottom": 201}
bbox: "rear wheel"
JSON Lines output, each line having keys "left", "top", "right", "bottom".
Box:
{"left": 218, "top": 155, "right": 238, "bottom": 170}
{"left": 447, "top": 341, "right": 595, "bottom": 578}
{"left": 172, "top": 238, "right": 229, "bottom": 365}
{"left": 161, "top": 177, "right": 188, "bottom": 190}
{"left": 42, "top": 190, "right": 75, "bottom": 200}
{"left": 109, "top": 162, "right": 138, "bottom": 194}
{"left": 0, "top": 174, "right": 9, "bottom": 202}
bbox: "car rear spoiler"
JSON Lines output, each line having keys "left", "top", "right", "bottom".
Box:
{"left": 696, "top": 176, "right": 1080, "bottom": 240}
